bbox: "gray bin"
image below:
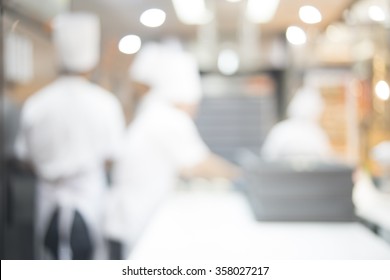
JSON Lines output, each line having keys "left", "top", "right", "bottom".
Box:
{"left": 243, "top": 161, "right": 356, "bottom": 222}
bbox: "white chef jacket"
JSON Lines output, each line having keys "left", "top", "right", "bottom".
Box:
{"left": 105, "top": 95, "right": 209, "bottom": 250}
{"left": 15, "top": 75, "right": 125, "bottom": 259}
{"left": 261, "top": 118, "right": 333, "bottom": 161}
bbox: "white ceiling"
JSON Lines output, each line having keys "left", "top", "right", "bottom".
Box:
{"left": 72, "top": 0, "right": 355, "bottom": 41}
{"left": 4, "top": 0, "right": 357, "bottom": 73}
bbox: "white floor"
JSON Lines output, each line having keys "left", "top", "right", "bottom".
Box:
{"left": 130, "top": 188, "right": 390, "bottom": 260}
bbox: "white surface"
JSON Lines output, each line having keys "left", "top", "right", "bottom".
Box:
{"left": 130, "top": 189, "right": 390, "bottom": 260}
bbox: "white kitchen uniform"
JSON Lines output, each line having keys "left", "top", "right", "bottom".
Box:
{"left": 15, "top": 12, "right": 125, "bottom": 259}
{"left": 105, "top": 43, "right": 209, "bottom": 254}
{"left": 16, "top": 76, "right": 125, "bottom": 259}
{"left": 261, "top": 86, "right": 333, "bottom": 161}
{"left": 105, "top": 95, "right": 209, "bottom": 251}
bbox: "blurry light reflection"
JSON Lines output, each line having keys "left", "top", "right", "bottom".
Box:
{"left": 140, "top": 9, "right": 166, "bottom": 27}
{"left": 172, "top": 0, "right": 213, "bottom": 25}
{"left": 286, "top": 26, "right": 306, "bottom": 45}
{"left": 368, "top": 5, "right": 386, "bottom": 22}
{"left": 217, "top": 49, "right": 239, "bottom": 75}
{"left": 299, "top": 5, "right": 322, "bottom": 24}
{"left": 118, "top": 35, "right": 141, "bottom": 54}
{"left": 375, "top": 80, "right": 390, "bottom": 101}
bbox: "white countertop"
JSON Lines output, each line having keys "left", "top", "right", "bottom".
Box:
{"left": 129, "top": 187, "right": 390, "bottom": 260}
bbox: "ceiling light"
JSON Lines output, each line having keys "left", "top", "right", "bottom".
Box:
{"left": 286, "top": 26, "right": 306, "bottom": 45}
{"left": 218, "top": 49, "right": 239, "bottom": 75}
{"left": 375, "top": 80, "right": 390, "bottom": 101}
{"left": 368, "top": 5, "right": 386, "bottom": 22}
{"left": 246, "top": 0, "right": 280, "bottom": 23}
{"left": 118, "top": 35, "right": 141, "bottom": 54}
{"left": 226, "top": 0, "right": 242, "bottom": 2}
{"left": 299, "top": 5, "right": 322, "bottom": 24}
{"left": 140, "top": 9, "right": 166, "bottom": 27}
{"left": 172, "top": 0, "right": 213, "bottom": 25}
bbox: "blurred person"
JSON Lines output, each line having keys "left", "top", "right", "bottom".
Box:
{"left": 260, "top": 86, "right": 333, "bottom": 162}
{"left": 370, "top": 141, "right": 390, "bottom": 192}
{"left": 105, "top": 42, "right": 239, "bottom": 259}
{"left": 15, "top": 12, "right": 125, "bottom": 259}
{"left": 353, "top": 143, "right": 390, "bottom": 233}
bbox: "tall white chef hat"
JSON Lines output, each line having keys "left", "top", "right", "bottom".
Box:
{"left": 287, "top": 86, "right": 324, "bottom": 121}
{"left": 129, "top": 42, "right": 162, "bottom": 88}
{"left": 130, "top": 41, "right": 203, "bottom": 104}
{"left": 52, "top": 12, "right": 100, "bottom": 73}
{"left": 156, "top": 48, "right": 202, "bottom": 104}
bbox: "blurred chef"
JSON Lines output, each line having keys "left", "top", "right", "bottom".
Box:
{"left": 261, "top": 86, "right": 333, "bottom": 161}
{"left": 105, "top": 42, "right": 238, "bottom": 259}
{"left": 15, "top": 12, "right": 125, "bottom": 259}
{"left": 371, "top": 141, "right": 390, "bottom": 192}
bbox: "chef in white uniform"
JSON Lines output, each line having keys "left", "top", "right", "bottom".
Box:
{"left": 371, "top": 141, "right": 390, "bottom": 192}
{"left": 105, "top": 42, "right": 238, "bottom": 258}
{"left": 15, "top": 12, "right": 125, "bottom": 259}
{"left": 261, "top": 86, "right": 333, "bottom": 161}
